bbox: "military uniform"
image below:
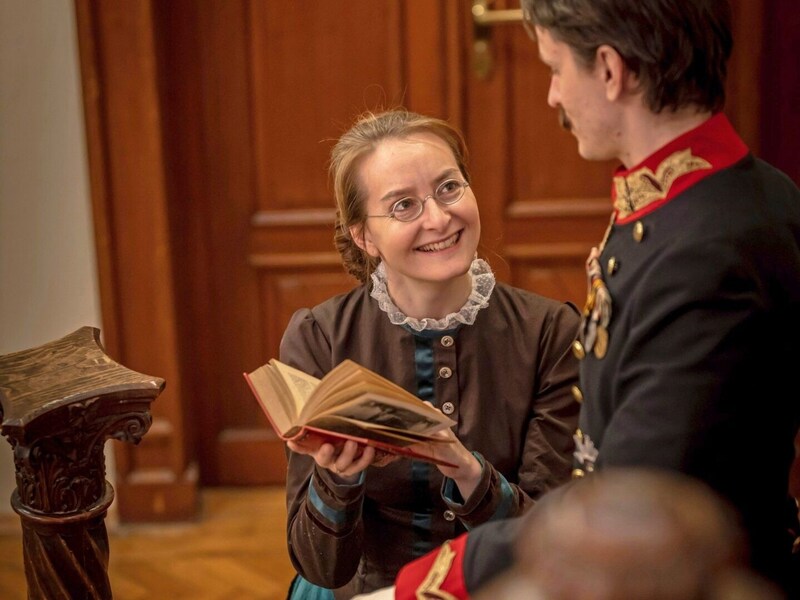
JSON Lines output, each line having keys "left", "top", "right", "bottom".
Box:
{"left": 395, "top": 114, "right": 800, "bottom": 597}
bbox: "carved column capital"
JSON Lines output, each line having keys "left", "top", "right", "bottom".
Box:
{"left": 0, "top": 327, "right": 164, "bottom": 599}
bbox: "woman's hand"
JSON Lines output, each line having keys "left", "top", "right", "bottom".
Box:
{"left": 287, "top": 437, "right": 379, "bottom": 484}
{"left": 411, "top": 428, "right": 483, "bottom": 500}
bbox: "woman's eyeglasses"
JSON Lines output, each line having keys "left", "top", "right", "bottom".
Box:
{"left": 366, "top": 179, "right": 469, "bottom": 223}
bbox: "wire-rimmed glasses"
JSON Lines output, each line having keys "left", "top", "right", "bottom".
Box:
{"left": 366, "top": 179, "right": 470, "bottom": 223}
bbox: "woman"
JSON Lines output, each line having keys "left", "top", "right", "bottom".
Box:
{"left": 281, "top": 109, "right": 580, "bottom": 599}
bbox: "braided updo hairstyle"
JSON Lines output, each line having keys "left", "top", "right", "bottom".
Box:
{"left": 329, "top": 109, "right": 470, "bottom": 283}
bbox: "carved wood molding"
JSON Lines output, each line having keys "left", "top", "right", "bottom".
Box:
{"left": 506, "top": 197, "right": 610, "bottom": 219}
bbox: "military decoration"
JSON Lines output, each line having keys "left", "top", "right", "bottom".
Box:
{"left": 579, "top": 215, "right": 614, "bottom": 360}
{"left": 573, "top": 429, "right": 598, "bottom": 474}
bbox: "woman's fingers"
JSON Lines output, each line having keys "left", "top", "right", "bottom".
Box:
{"left": 331, "top": 440, "right": 371, "bottom": 475}
{"left": 290, "top": 437, "right": 387, "bottom": 477}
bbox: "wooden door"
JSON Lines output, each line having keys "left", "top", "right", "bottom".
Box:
{"left": 148, "top": 0, "right": 761, "bottom": 487}
{"left": 155, "top": 1, "right": 478, "bottom": 485}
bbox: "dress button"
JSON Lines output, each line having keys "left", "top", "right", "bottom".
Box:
{"left": 572, "top": 340, "right": 586, "bottom": 360}
{"left": 570, "top": 385, "right": 584, "bottom": 404}
{"left": 441, "top": 401, "right": 455, "bottom": 415}
{"left": 438, "top": 366, "right": 453, "bottom": 379}
{"left": 441, "top": 335, "right": 454, "bottom": 347}
{"left": 443, "top": 510, "right": 456, "bottom": 521}
{"left": 607, "top": 256, "right": 619, "bottom": 275}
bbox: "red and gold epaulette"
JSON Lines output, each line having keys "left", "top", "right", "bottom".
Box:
{"left": 395, "top": 534, "right": 470, "bottom": 600}
{"left": 611, "top": 113, "right": 748, "bottom": 224}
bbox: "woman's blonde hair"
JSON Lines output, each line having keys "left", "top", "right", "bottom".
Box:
{"left": 330, "top": 109, "right": 470, "bottom": 283}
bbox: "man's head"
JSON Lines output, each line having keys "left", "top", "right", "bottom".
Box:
{"left": 522, "top": 0, "right": 733, "bottom": 115}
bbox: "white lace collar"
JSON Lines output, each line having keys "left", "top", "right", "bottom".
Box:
{"left": 369, "top": 258, "right": 496, "bottom": 332}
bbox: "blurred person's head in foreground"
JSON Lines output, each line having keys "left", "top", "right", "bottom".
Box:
{"left": 475, "top": 469, "right": 781, "bottom": 600}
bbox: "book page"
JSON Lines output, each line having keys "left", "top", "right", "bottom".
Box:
{"left": 303, "top": 359, "right": 433, "bottom": 421}
{"left": 304, "top": 415, "right": 420, "bottom": 446}
{"left": 268, "top": 359, "right": 320, "bottom": 415}
{"left": 329, "top": 415, "right": 454, "bottom": 443}
{"left": 326, "top": 393, "right": 454, "bottom": 435}
{"left": 267, "top": 358, "right": 455, "bottom": 443}
{"left": 306, "top": 381, "right": 450, "bottom": 430}
{"left": 244, "top": 366, "right": 295, "bottom": 435}
{"left": 315, "top": 360, "right": 418, "bottom": 407}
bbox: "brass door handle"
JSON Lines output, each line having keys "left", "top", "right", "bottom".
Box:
{"left": 472, "top": 0, "right": 523, "bottom": 26}
{"left": 472, "top": 1, "right": 524, "bottom": 80}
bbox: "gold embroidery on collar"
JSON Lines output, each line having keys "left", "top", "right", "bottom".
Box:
{"left": 416, "top": 540, "right": 458, "bottom": 600}
{"left": 613, "top": 149, "right": 712, "bottom": 218}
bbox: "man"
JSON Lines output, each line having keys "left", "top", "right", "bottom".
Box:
{"left": 388, "top": 0, "right": 800, "bottom": 597}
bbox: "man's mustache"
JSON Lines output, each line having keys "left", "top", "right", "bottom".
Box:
{"left": 558, "top": 106, "right": 572, "bottom": 131}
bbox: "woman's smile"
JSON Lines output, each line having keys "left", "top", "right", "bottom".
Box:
{"left": 416, "top": 230, "right": 462, "bottom": 253}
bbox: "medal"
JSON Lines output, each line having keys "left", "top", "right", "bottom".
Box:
{"left": 579, "top": 214, "right": 614, "bottom": 359}
{"left": 593, "top": 325, "right": 608, "bottom": 359}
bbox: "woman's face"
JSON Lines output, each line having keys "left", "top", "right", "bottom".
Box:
{"left": 352, "top": 132, "right": 480, "bottom": 294}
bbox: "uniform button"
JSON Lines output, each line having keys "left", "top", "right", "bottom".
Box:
{"left": 633, "top": 221, "right": 645, "bottom": 242}
{"left": 438, "top": 366, "right": 453, "bottom": 379}
{"left": 572, "top": 340, "right": 586, "bottom": 360}
{"left": 571, "top": 385, "right": 584, "bottom": 403}
{"left": 440, "top": 335, "right": 454, "bottom": 347}
{"left": 607, "top": 256, "right": 619, "bottom": 275}
{"left": 443, "top": 510, "right": 456, "bottom": 521}
{"left": 572, "top": 468, "right": 586, "bottom": 479}
{"left": 441, "top": 401, "right": 455, "bottom": 415}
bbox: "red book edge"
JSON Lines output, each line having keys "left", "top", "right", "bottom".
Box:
{"left": 243, "top": 372, "right": 458, "bottom": 469}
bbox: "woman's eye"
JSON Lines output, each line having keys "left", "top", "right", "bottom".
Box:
{"left": 391, "top": 198, "right": 416, "bottom": 215}
{"left": 439, "top": 180, "right": 458, "bottom": 194}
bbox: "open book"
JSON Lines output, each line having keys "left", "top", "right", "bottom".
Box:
{"left": 244, "top": 359, "right": 457, "bottom": 466}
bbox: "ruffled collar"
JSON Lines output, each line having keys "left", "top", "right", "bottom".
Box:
{"left": 370, "top": 258, "right": 496, "bottom": 332}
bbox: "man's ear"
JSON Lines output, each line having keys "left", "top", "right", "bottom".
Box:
{"left": 596, "top": 44, "right": 631, "bottom": 101}
{"left": 349, "top": 223, "right": 380, "bottom": 257}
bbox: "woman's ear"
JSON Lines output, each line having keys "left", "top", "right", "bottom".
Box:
{"left": 349, "top": 223, "right": 380, "bottom": 257}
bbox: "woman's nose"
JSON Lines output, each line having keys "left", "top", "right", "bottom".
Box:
{"left": 419, "top": 197, "right": 451, "bottom": 228}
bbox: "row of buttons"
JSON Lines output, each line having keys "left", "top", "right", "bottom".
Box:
{"left": 439, "top": 335, "right": 455, "bottom": 415}
{"left": 439, "top": 335, "right": 458, "bottom": 520}
{"left": 439, "top": 335, "right": 456, "bottom": 521}
{"left": 604, "top": 221, "right": 646, "bottom": 280}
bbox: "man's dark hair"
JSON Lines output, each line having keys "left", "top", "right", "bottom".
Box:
{"left": 522, "top": 0, "right": 733, "bottom": 114}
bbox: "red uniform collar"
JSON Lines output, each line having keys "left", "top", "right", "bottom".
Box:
{"left": 611, "top": 113, "right": 749, "bottom": 224}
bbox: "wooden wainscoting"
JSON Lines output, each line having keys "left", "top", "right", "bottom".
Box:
{"left": 0, "top": 487, "right": 295, "bottom": 599}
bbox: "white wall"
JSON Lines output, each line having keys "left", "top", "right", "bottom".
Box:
{"left": 0, "top": 1, "right": 103, "bottom": 516}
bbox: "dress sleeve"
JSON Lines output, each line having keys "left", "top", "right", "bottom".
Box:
{"left": 442, "top": 303, "right": 581, "bottom": 527}
{"left": 281, "top": 308, "right": 367, "bottom": 588}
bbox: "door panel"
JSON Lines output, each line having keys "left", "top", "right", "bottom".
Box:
{"left": 465, "top": 6, "right": 611, "bottom": 302}
{"left": 239, "top": 2, "right": 468, "bottom": 484}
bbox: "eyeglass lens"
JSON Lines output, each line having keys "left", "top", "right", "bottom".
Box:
{"left": 389, "top": 179, "right": 467, "bottom": 222}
